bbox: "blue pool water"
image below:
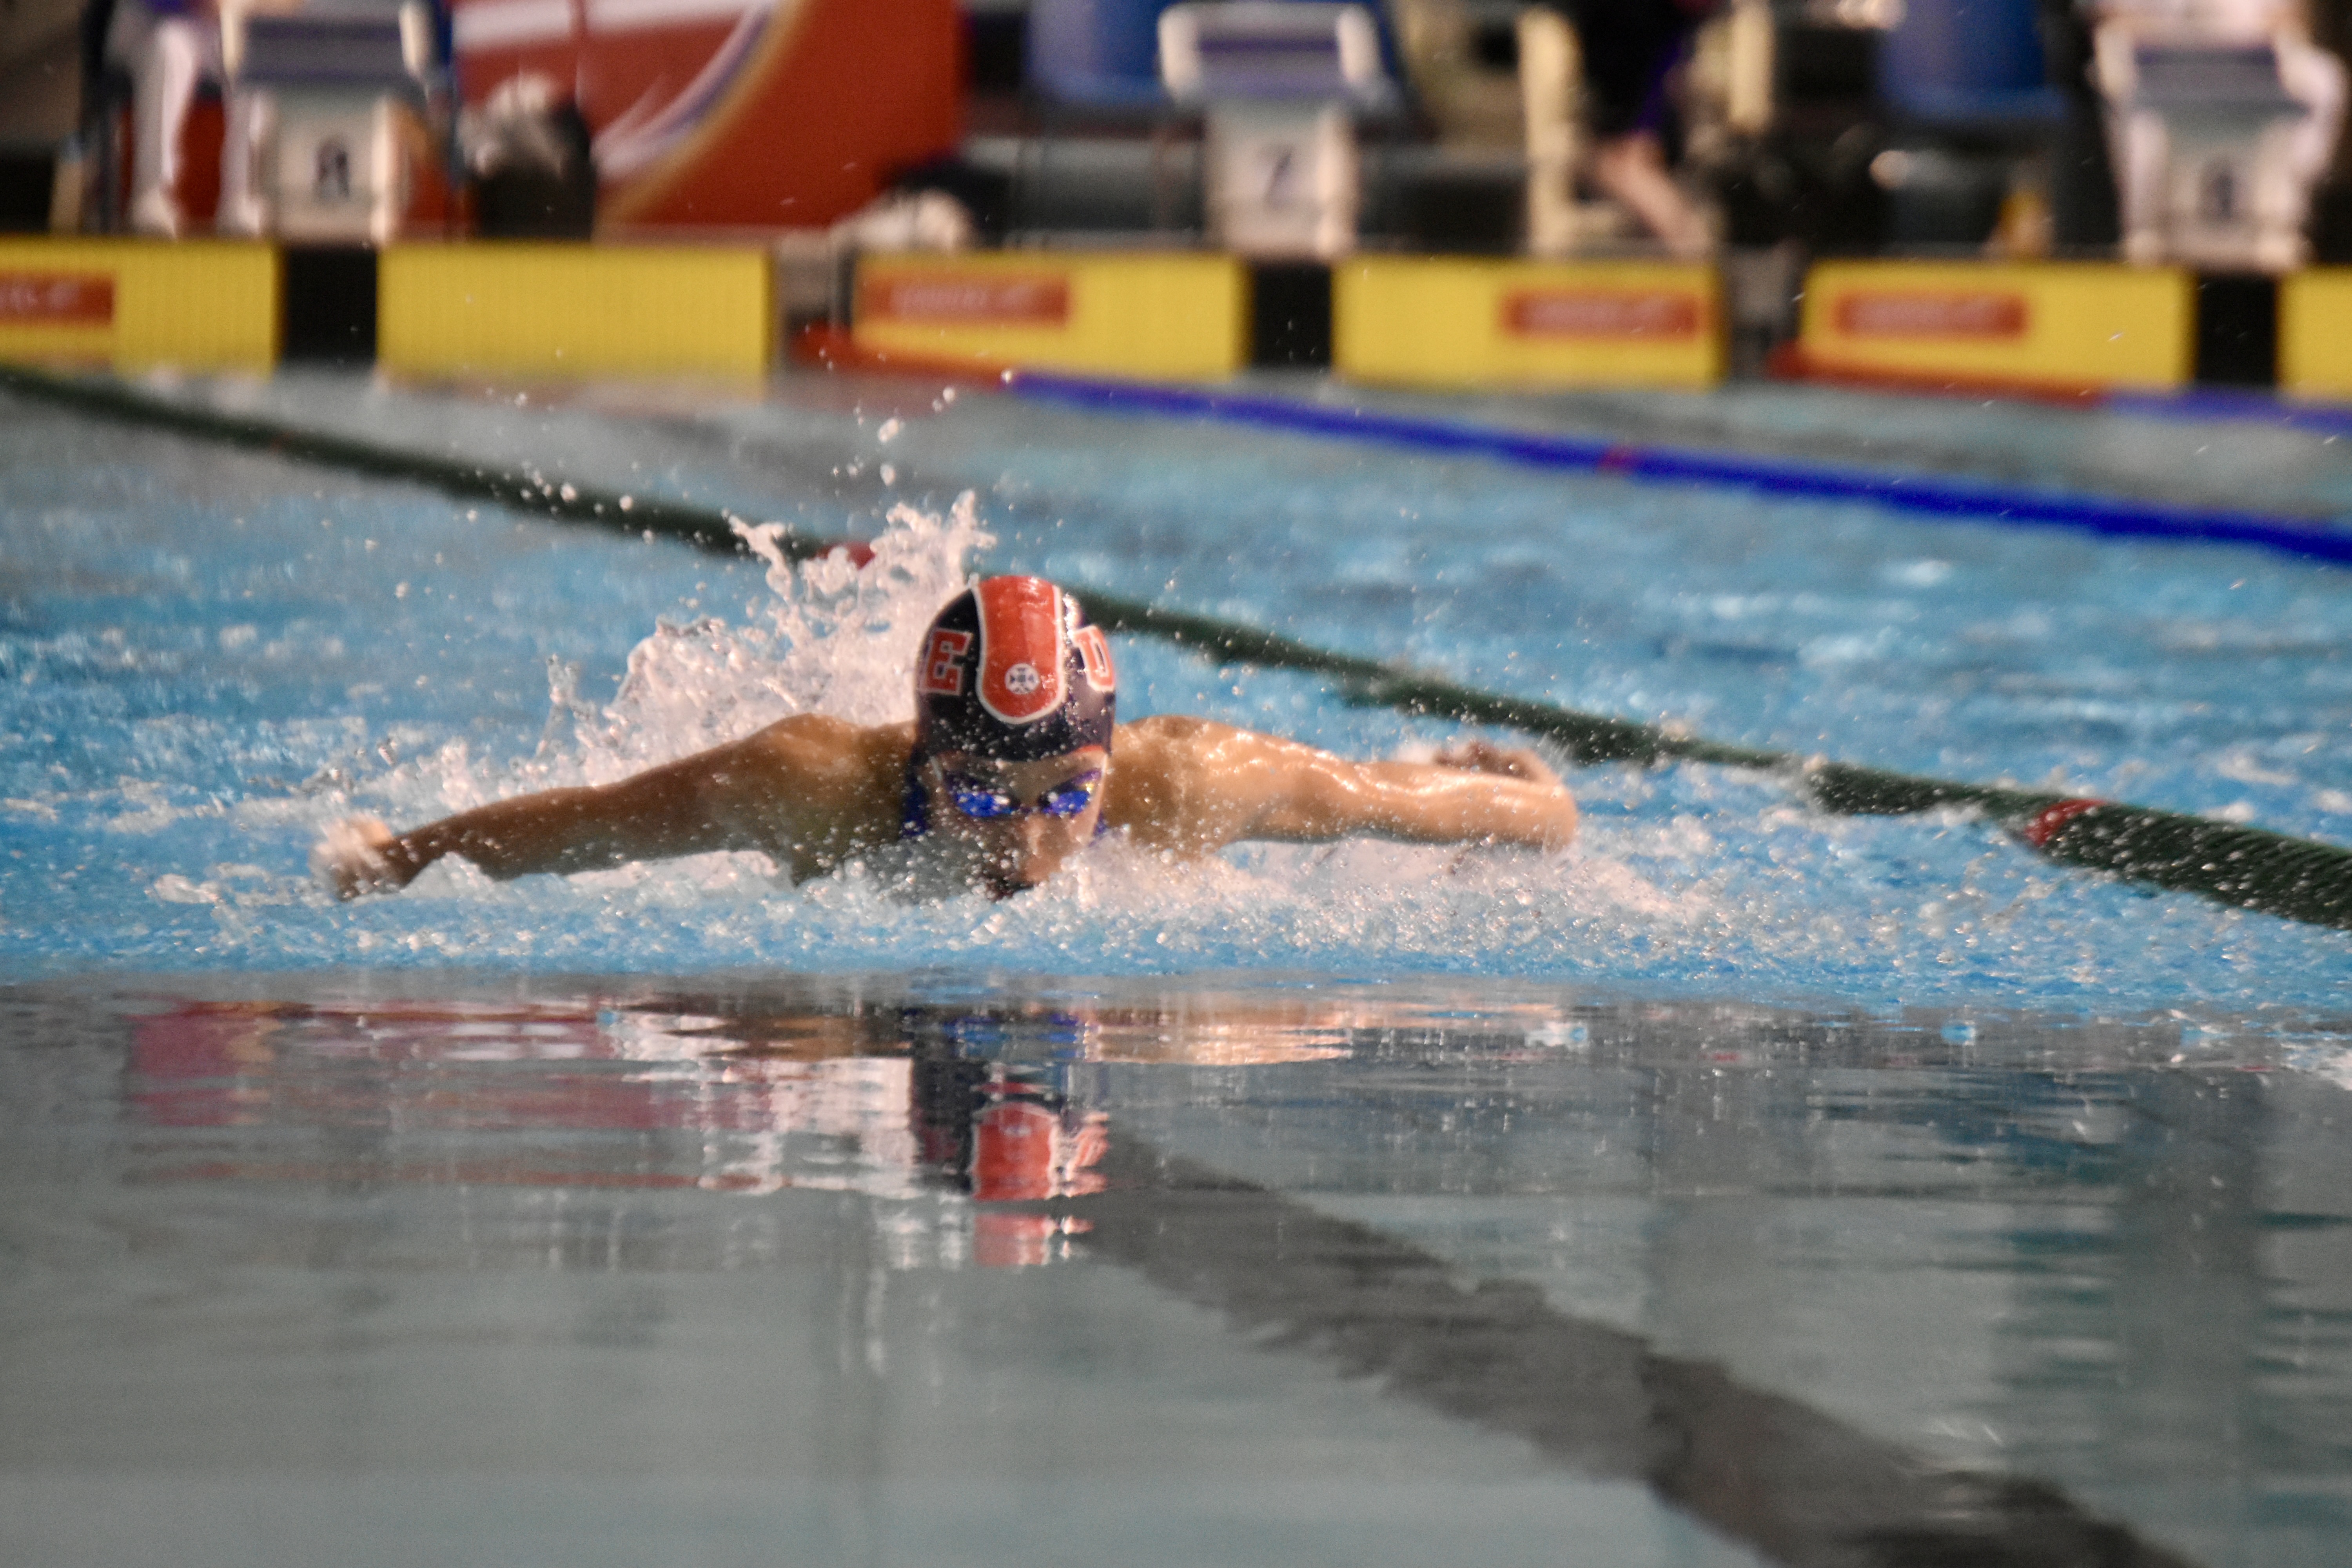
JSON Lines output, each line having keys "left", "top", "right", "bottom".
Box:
{"left": 6, "top": 370, "right": 2352, "bottom": 1568}
{"left": 2, "top": 372, "right": 2349, "bottom": 1028}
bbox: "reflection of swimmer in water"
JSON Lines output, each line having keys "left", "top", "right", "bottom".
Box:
{"left": 317, "top": 575, "right": 1578, "bottom": 902}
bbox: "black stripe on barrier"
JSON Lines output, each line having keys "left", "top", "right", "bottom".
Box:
{"left": 6, "top": 363, "right": 2349, "bottom": 934}
{"left": 281, "top": 247, "right": 379, "bottom": 366}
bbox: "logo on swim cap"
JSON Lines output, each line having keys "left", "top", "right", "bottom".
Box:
{"left": 974, "top": 579, "right": 1067, "bottom": 725}
{"left": 914, "top": 577, "right": 1116, "bottom": 762}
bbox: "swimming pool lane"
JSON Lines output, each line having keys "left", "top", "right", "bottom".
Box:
{"left": 4, "top": 370, "right": 2352, "bottom": 1565}
{"left": 5, "top": 973, "right": 2343, "bottom": 1567}
{"left": 6, "top": 376, "right": 2352, "bottom": 1016}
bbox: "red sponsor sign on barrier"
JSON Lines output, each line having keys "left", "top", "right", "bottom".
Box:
{"left": 861, "top": 274, "right": 1071, "bottom": 326}
{"left": 0, "top": 272, "right": 115, "bottom": 326}
{"left": 1502, "top": 289, "right": 1701, "bottom": 338}
{"left": 1834, "top": 291, "right": 2027, "bottom": 339}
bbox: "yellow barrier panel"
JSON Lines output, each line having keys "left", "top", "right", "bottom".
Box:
{"left": 380, "top": 245, "right": 772, "bottom": 380}
{"left": 1798, "top": 261, "right": 2192, "bottom": 393}
{"left": 853, "top": 252, "right": 1248, "bottom": 380}
{"left": 0, "top": 240, "right": 277, "bottom": 373}
{"left": 2280, "top": 270, "right": 2352, "bottom": 400}
{"left": 1334, "top": 258, "right": 1723, "bottom": 389}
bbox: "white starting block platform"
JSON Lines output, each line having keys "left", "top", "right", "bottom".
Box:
{"left": 230, "top": 6, "right": 434, "bottom": 244}
{"left": 1160, "top": 2, "right": 1393, "bottom": 260}
{"left": 2097, "top": 29, "right": 2345, "bottom": 272}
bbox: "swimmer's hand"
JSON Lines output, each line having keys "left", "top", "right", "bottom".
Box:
{"left": 1436, "top": 740, "right": 1561, "bottom": 788}
{"left": 311, "top": 817, "right": 415, "bottom": 900}
{"left": 1431, "top": 739, "right": 1576, "bottom": 849}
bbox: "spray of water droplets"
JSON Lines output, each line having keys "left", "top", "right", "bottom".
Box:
{"left": 73, "top": 486, "right": 2348, "bottom": 1031}
{"left": 385, "top": 494, "right": 993, "bottom": 814}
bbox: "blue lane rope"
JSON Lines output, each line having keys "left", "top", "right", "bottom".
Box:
{"left": 1009, "top": 371, "right": 2352, "bottom": 568}
{"left": 2104, "top": 386, "right": 2352, "bottom": 439}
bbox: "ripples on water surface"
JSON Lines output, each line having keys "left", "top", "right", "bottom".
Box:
{"left": 5, "top": 373, "right": 2352, "bottom": 1566}
{"left": 0, "top": 376, "right": 2348, "bottom": 1030}
{"left": 2, "top": 974, "right": 2346, "bottom": 1566}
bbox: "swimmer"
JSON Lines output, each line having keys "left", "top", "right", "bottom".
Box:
{"left": 316, "top": 575, "right": 1577, "bottom": 902}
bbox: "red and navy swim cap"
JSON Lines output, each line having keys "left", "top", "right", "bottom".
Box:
{"left": 913, "top": 577, "right": 1117, "bottom": 762}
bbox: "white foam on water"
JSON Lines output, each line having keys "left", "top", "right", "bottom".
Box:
{"left": 576, "top": 494, "right": 991, "bottom": 779}
{"left": 352, "top": 493, "right": 994, "bottom": 817}
{"left": 9, "top": 461, "right": 2325, "bottom": 1053}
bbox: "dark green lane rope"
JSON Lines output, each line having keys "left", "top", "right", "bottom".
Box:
{"left": 1074, "top": 588, "right": 2352, "bottom": 931}
{"left": 8, "top": 363, "right": 2349, "bottom": 934}
{"left": 0, "top": 365, "right": 747, "bottom": 552}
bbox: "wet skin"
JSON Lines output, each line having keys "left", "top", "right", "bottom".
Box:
{"left": 318, "top": 715, "right": 1577, "bottom": 902}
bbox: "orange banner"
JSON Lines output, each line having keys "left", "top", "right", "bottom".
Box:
{"left": 1502, "top": 289, "right": 1700, "bottom": 339}
{"left": 861, "top": 274, "right": 1072, "bottom": 327}
{"left": 0, "top": 273, "right": 115, "bottom": 326}
{"left": 1833, "top": 291, "right": 2028, "bottom": 339}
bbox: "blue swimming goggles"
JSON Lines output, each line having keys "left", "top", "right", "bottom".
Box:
{"left": 941, "top": 769, "right": 1103, "bottom": 822}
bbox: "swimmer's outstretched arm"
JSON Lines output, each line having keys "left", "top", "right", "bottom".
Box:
{"left": 1112, "top": 717, "right": 1577, "bottom": 854}
{"left": 316, "top": 715, "right": 904, "bottom": 898}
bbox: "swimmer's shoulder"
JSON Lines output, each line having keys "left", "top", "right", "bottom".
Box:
{"left": 728, "top": 715, "right": 915, "bottom": 838}
{"left": 1113, "top": 713, "right": 1241, "bottom": 751}
{"left": 736, "top": 713, "right": 913, "bottom": 770}
{"left": 1113, "top": 715, "right": 1300, "bottom": 768}
{"left": 1106, "top": 715, "right": 1265, "bottom": 847}
{"left": 1108, "top": 715, "right": 1227, "bottom": 786}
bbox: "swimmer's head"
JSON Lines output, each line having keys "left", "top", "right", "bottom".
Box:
{"left": 912, "top": 576, "right": 1116, "bottom": 764}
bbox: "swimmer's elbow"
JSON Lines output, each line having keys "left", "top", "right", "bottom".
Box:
{"left": 1403, "top": 774, "right": 1579, "bottom": 851}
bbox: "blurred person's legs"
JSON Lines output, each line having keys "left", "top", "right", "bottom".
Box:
{"left": 216, "top": 88, "right": 270, "bottom": 235}
{"left": 1551, "top": 0, "right": 1715, "bottom": 255}
{"left": 2112, "top": 111, "right": 2167, "bottom": 263}
{"left": 110, "top": 0, "right": 223, "bottom": 236}
{"left": 1591, "top": 127, "right": 1711, "bottom": 254}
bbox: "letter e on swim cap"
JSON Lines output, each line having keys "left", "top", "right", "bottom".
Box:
{"left": 915, "top": 577, "right": 1115, "bottom": 762}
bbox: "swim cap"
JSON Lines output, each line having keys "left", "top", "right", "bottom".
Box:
{"left": 913, "top": 577, "right": 1116, "bottom": 762}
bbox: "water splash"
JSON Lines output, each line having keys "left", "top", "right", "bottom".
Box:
{"left": 180, "top": 490, "right": 2345, "bottom": 1028}
{"left": 390, "top": 494, "right": 993, "bottom": 809}
{"left": 579, "top": 492, "right": 991, "bottom": 779}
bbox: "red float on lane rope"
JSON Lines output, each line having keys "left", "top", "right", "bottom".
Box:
{"left": 2020, "top": 798, "right": 2109, "bottom": 849}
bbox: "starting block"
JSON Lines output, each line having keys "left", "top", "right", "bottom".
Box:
{"left": 1160, "top": 2, "right": 1394, "bottom": 260}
